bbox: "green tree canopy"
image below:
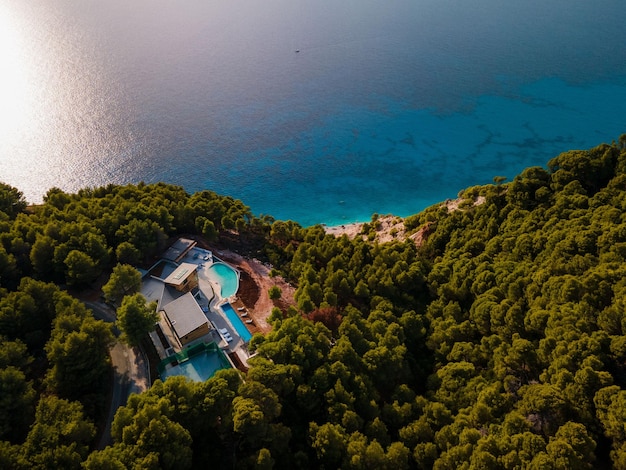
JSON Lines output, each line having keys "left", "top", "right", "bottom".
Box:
{"left": 116, "top": 293, "right": 158, "bottom": 346}
{"left": 268, "top": 285, "right": 282, "bottom": 300}
{"left": 22, "top": 396, "right": 95, "bottom": 469}
{"left": 0, "top": 182, "right": 27, "bottom": 219}
{"left": 0, "top": 367, "right": 36, "bottom": 442}
{"left": 102, "top": 264, "right": 142, "bottom": 306}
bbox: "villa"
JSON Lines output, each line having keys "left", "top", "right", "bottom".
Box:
{"left": 142, "top": 257, "right": 214, "bottom": 356}
{"left": 163, "top": 262, "right": 199, "bottom": 293}
{"left": 161, "top": 237, "right": 197, "bottom": 263}
{"left": 139, "top": 238, "right": 249, "bottom": 382}
{"left": 160, "top": 292, "right": 209, "bottom": 348}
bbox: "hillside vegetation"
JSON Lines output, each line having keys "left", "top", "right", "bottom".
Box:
{"left": 1, "top": 138, "right": 626, "bottom": 468}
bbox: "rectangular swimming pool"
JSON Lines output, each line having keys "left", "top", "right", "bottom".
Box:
{"left": 222, "top": 302, "right": 253, "bottom": 342}
{"left": 159, "top": 342, "right": 230, "bottom": 382}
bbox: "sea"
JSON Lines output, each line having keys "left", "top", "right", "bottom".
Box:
{"left": 1, "top": 0, "right": 625, "bottom": 227}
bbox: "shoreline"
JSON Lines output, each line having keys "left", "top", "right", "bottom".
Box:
{"left": 322, "top": 214, "right": 407, "bottom": 243}
{"left": 321, "top": 196, "right": 485, "bottom": 243}
{"left": 323, "top": 222, "right": 365, "bottom": 238}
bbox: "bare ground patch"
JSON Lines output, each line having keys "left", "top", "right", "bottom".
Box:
{"left": 211, "top": 249, "right": 296, "bottom": 334}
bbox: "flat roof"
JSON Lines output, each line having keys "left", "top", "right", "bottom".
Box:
{"left": 141, "top": 277, "right": 165, "bottom": 306}
{"left": 163, "top": 262, "right": 198, "bottom": 286}
{"left": 162, "top": 292, "right": 208, "bottom": 339}
{"left": 162, "top": 238, "right": 197, "bottom": 262}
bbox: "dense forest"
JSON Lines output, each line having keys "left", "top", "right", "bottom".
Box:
{"left": 2, "top": 137, "right": 626, "bottom": 468}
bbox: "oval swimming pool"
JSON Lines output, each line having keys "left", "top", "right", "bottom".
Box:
{"left": 206, "top": 262, "right": 239, "bottom": 298}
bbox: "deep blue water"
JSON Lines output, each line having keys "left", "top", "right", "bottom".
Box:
{"left": 1, "top": 0, "right": 625, "bottom": 226}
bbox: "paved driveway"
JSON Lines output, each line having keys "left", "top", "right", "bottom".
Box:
{"left": 86, "top": 301, "right": 149, "bottom": 449}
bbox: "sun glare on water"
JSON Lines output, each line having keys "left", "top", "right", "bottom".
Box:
{"left": 0, "top": 6, "right": 35, "bottom": 145}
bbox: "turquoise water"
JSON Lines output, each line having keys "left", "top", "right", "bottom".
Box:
{"left": 207, "top": 263, "right": 239, "bottom": 299}
{"left": 160, "top": 349, "right": 229, "bottom": 382}
{"left": 222, "top": 302, "right": 253, "bottom": 343}
{"left": 1, "top": 0, "right": 625, "bottom": 225}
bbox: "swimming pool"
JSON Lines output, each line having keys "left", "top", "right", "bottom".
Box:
{"left": 222, "top": 302, "right": 252, "bottom": 342}
{"left": 206, "top": 262, "right": 239, "bottom": 298}
{"left": 159, "top": 342, "right": 230, "bottom": 382}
